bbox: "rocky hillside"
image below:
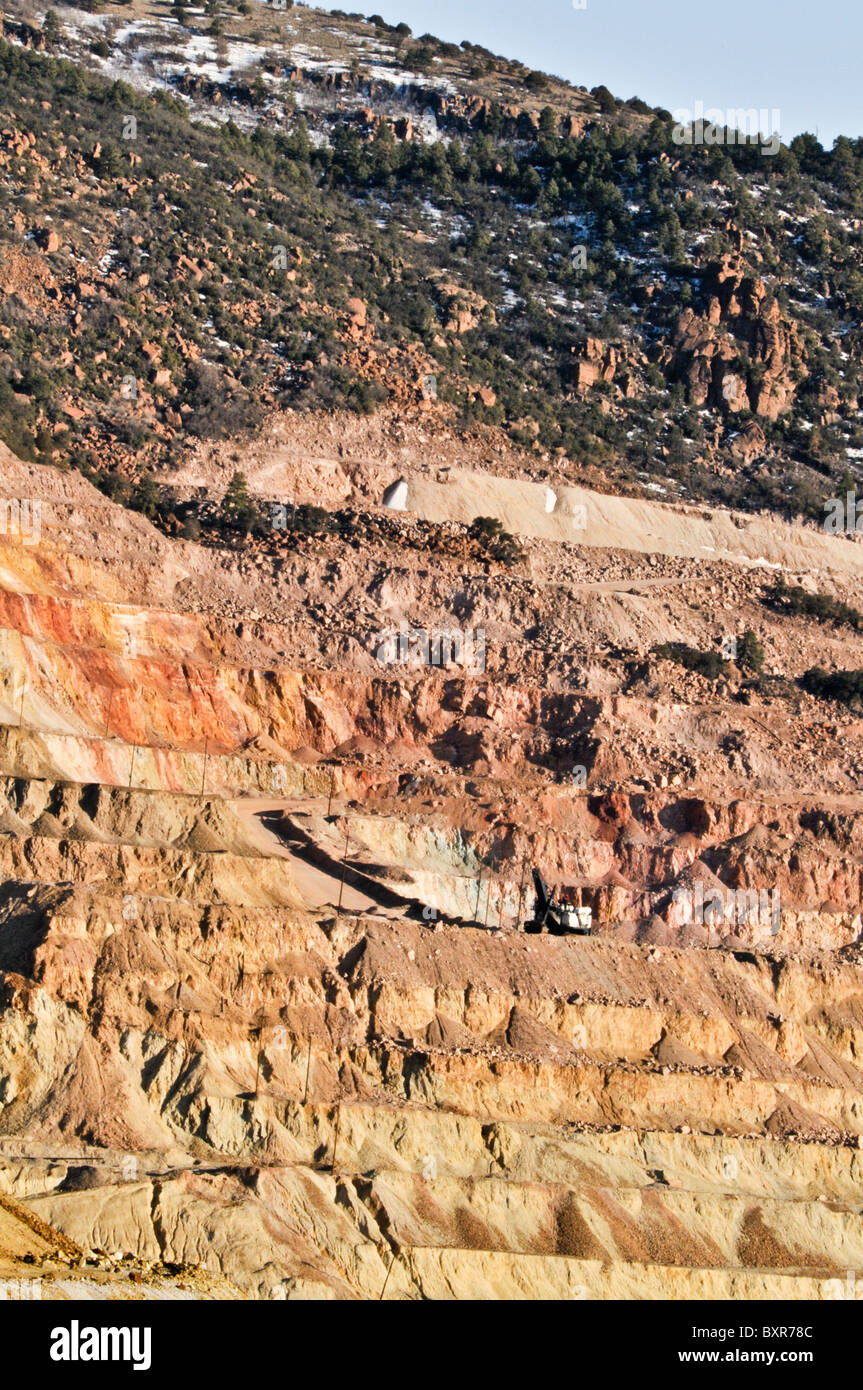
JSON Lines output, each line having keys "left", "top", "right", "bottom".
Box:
{"left": 2, "top": 0, "right": 863, "bottom": 521}
{"left": 3, "top": 0, "right": 863, "bottom": 1307}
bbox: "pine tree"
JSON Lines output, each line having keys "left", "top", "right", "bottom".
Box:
{"left": 41, "top": 10, "right": 62, "bottom": 47}
{"left": 221, "top": 471, "right": 255, "bottom": 532}
{"left": 132, "top": 475, "right": 160, "bottom": 522}
{"left": 738, "top": 630, "right": 765, "bottom": 672}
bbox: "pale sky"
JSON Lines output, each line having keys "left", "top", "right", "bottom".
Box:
{"left": 330, "top": 0, "right": 860, "bottom": 148}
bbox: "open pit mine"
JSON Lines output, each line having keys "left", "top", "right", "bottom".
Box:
{"left": 2, "top": 437, "right": 863, "bottom": 1304}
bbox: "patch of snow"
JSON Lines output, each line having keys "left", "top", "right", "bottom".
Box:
{"left": 182, "top": 61, "right": 224, "bottom": 82}
{"left": 417, "top": 111, "right": 444, "bottom": 142}
{"left": 176, "top": 33, "right": 217, "bottom": 60}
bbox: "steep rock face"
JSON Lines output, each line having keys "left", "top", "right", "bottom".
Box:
{"left": 0, "top": 455, "right": 862, "bottom": 1297}
{"left": 571, "top": 336, "right": 619, "bottom": 392}
{"left": 4, "top": 880, "right": 863, "bottom": 1299}
{"left": 660, "top": 257, "right": 807, "bottom": 420}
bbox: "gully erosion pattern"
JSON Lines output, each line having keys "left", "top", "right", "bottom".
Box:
{"left": 1, "top": 447, "right": 863, "bottom": 1299}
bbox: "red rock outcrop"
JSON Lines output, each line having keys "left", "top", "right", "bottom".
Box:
{"left": 659, "top": 255, "right": 807, "bottom": 420}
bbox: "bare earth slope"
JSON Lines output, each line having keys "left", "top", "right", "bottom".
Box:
{"left": 1, "top": 449, "right": 863, "bottom": 1298}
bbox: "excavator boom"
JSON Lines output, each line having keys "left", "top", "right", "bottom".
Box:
{"left": 524, "top": 868, "right": 591, "bottom": 936}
